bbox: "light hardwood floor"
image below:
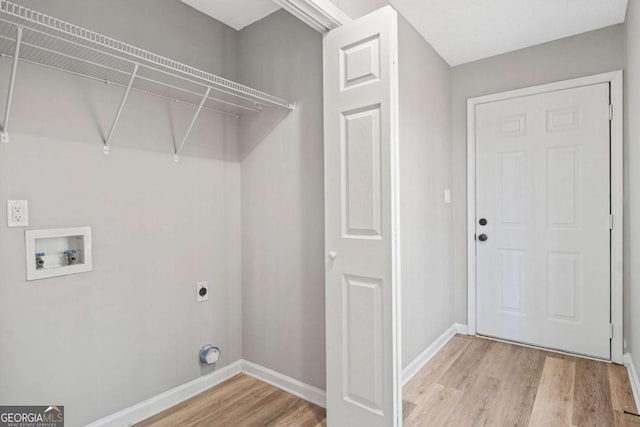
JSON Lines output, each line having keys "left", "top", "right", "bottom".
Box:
{"left": 135, "top": 374, "right": 326, "bottom": 427}
{"left": 403, "top": 335, "right": 640, "bottom": 427}
{"left": 136, "top": 335, "right": 638, "bottom": 426}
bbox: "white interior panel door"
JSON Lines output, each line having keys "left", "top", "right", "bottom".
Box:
{"left": 475, "top": 83, "right": 611, "bottom": 359}
{"left": 323, "top": 6, "right": 400, "bottom": 427}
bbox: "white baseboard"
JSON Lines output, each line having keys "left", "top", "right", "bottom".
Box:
{"left": 402, "top": 323, "right": 468, "bottom": 385}
{"left": 87, "top": 324, "right": 470, "bottom": 426}
{"left": 454, "top": 323, "right": 468, "bottom": 335}
{"left": 242, "top": 360, "right": 326, "bottom": 408}
{"left": 624, "top": 353, "right": 640, "bottom": 411}
{"left": 86, "top": 359, "right": 326, "bottom": 426}
{"left": 86, "top": 360, "right": 242, "bottom": 427}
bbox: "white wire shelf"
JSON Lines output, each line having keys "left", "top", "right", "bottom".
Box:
{"left": 0, "top": 0, "right": 295, "bottom": 158}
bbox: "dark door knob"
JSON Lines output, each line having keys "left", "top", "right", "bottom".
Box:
{"left": 478, "top": 234, "right": 488, "bottom": 242}
{"left": 479, "top": 218, "right": 487, "bottom": 226}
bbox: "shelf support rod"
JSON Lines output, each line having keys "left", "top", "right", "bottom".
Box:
{"left": 1, "top": 26, "right": 23, "bottom": 144}
{"left": 174, "top": 86, "right": 211, "bottom": 162}
{"left": 104, "top": 63, "right": 139, "bottom": 154}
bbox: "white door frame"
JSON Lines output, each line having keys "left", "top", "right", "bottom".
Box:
{"left": 466, "top": 71, "right": 624, "bottom": 364}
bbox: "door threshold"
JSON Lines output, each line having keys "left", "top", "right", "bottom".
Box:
{"left": 474, "top": 333, "right": 613, "bottom": 364}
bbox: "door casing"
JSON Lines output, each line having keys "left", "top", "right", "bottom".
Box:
{"left": 466, "top": 71, "right": 624, "bottom": 364}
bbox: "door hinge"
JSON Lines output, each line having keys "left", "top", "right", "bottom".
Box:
{"left": 610, "top": 323, "right": 614, "bottom": 339}
{"left": 609, "top": 214, "right": 614, "bottom": 230}
{"left": 610, "top": 104, "right": 613, "bottom": 121}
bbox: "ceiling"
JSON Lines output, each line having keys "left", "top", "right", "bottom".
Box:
{"left": 389, "top": 0, "right": 629, "bottom": 66}
{"left": 181, "top": 0, "right": 628, "bottom": 66}
{"left": 180, "top": 0, "right": 280, "bottom": 31}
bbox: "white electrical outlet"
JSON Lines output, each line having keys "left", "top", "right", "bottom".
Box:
{"left": 7, "top": 200, "right": 28, "bottom": 227}
{"left": 197, "top": 281, "right": 209, "bottom": 302}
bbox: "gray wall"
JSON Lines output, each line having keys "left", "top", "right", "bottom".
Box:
{"left": 450, "top": 24, "right": 626, "bottom": 325}
{"left": 0, "top": 2, "right": 242, "bottom": 426}
{"left": 237, "top": 11, "right": 326, "bottom": 389}
{"left": 626, "top": 1, "right": 640, "bottom": 366}
{"left": 398, "top": 17, "right": 454, "bottom": 367}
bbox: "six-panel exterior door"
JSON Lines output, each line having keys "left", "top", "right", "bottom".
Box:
{"left": 475, "top": 83, "right": 611, "bottom": 360}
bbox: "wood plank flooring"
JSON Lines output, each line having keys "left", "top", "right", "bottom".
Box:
{"left": 403, "top": 335, "right": 640, "bottom": 427}
{"left": 136, "top": 335, "right": 638, "bottom": 426}
{"left": 135, "top": 374, "right": 326, "bottom": 427}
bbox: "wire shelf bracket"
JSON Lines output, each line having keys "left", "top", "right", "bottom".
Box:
{"left": 104, "top": 63, "right": 138, "bottom": 154}
{"left": 1, "top": 24, "right": 20, "bottom": 143}
{"left": 174, "top": 86, "right": 212, "bottom": 162}
{"left": 0, "top": 0, "right": 295, "bottom": 154}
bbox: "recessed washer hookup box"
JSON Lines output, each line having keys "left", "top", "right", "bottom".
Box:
{"left": 25, "top": 227, "right": 92, "bottom": 281}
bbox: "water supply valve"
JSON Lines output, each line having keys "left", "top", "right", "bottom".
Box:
{"left": 35, "top": 252, "right": 45, "bottom": 269}
{"left": 64, "top": 250, "right": 78, "bottom": 265}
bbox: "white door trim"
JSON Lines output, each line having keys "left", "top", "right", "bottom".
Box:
{"left": 466, "top": 70, "right": 624, "bottom": 364}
